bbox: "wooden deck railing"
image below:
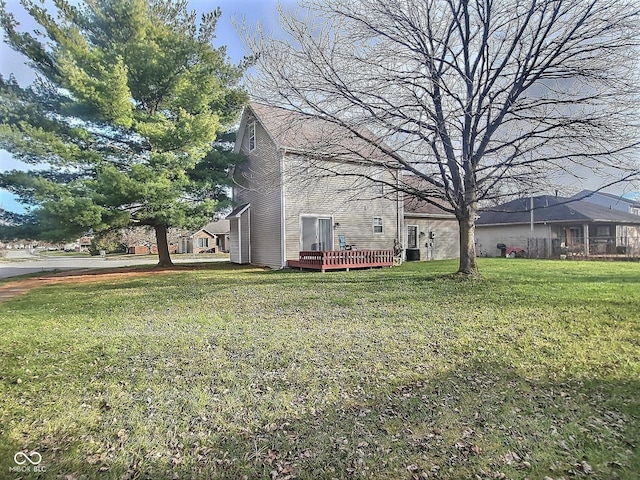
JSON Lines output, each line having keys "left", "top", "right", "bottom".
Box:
{"left": 288, "top": 250, "right": 394, "bottom": 272}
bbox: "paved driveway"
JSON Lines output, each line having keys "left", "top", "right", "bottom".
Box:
{"left": 0, "top": 249, "right": 226, "bottom": 279}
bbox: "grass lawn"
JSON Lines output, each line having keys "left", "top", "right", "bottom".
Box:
{"left": 36, "top": 250, "right": 92, "bottom": 257}
{"left": 0, "top": 259, "right": 638, "bottom": 479}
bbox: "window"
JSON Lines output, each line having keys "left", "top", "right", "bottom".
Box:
{"left": 373, "top": 217, "right": 383, "bottom": 234}
{"left": 197, "top": 237, "right": 209, "bottom": 248}
{"left": 568, "top": 227, "right": 581, "bottom": 245}
{"left": 372, "top": 169, "right": 384, "bottom": 196}
{"left": 248, "top": 121, "right": 256, "bottom": 151}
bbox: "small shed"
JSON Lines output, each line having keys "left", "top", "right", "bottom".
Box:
{"left": 227, "top": 204, "right": 251, "bottom": 264}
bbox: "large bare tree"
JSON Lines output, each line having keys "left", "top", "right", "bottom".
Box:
{"left": 241, "top": 0, "right": 640, "bottom": 275}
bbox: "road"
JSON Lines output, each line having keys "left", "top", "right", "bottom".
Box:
{"left": 0, "top": 249, "right": 226, "bottom": 279}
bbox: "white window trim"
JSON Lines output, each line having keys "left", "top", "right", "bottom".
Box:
{"left": 372, "top": 169, "right": 385, "bottom": 196}
{"left": 300, "top": 214, "right": 334, "bottom": 251}
{"left": 373, "top": 216, "right": 383, "bottom": 234}
{"left": 407, "top": 224, "right": 418, "bottom": 248}
{"left": 248, "top": 121, "right": 256, "bottom": 151}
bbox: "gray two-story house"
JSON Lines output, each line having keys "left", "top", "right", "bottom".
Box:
{"left": 228, "top": 103, "right": 404, "bottom": 269}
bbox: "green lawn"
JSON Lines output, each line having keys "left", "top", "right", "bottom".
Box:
{"left": 36, "top": 250, "right": 92, "bottom": 257}
{"left": 0, "top": 259, "right": 638, "bottom": 479}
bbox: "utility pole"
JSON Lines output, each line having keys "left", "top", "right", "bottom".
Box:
{"left": 530, "top": 195, "right": 534, "bottom": 236}
{"left": 530, "top": 195, "right": 534, "bottom": 258}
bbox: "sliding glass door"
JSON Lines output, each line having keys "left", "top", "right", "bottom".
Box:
{"left": 301, "top": 216, "right": 333, "bottom": 251}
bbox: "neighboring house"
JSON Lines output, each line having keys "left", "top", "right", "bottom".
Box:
{"left": 228, "top": 102, "right": 404, "bottom": 269}
{"left": 129, "top": 244, "right": 178, "bottom": 255}
{"left": 78, "top": 236, "right": 93, "bottom": 252}
{"left": 151, "top": 244, "right": 178, "bottom": 255}
{"left": 128, "top": 245, "right": 150, "bottom": 255}
{"left": 64, "top": 235, "right": 93, "bottom": 252}
{"left": 177, "top": 227, "right": 218, "bottom": 254}
{"left": 404, "top": 194, "right": 459, "bottom": 261}
{"left": 574, "top": 190, "right": 640, "bottom": 216}
{"left": 204, "top": 219, "right": 230, "bottom": 253}
{"left": 476, "top": 195, "right": 640, "bottom": 258}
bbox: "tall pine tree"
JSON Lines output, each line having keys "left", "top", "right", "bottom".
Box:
{"left": 0, "top": 0, "right": 246, "bottom": 266}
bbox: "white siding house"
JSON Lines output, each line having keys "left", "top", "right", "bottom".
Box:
{"left": 574, "top": 190, "right": 640, "bottom": 215}
{"left": 404, "top": 196, "right": 460, "bottom": 261}
{"left": 228, "top": 103, "right": 403, "bottom": 269}
{"left": 476, "top": 195, "right": 640, "bottom": 257}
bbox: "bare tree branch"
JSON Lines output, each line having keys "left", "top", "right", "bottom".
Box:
{"left": 240, "top": 0, "right": 640, "bottom": 274}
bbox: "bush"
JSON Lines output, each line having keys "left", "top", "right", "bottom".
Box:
{"left": 88, "top": 233, "right": 127, "bottom": 256}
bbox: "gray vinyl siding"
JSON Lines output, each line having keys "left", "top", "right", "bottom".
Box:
{"left": 240, "top": 211, "right": 251, "bottom": 263}
{"left": 283, "top": 156, "right": 400, "bottom": 261}
{"left": 232, "top": 105, "right": 407, "bottom": 268}
{"left": 229, "top": 218, "right": 240, "bottom": 263}
{"left": 475, "top": 224, "right": 551, "bottom": 257}
{"left": 229, "top": 211, "right": 251, "bottom": 263}
{"left": 235, "top": 117, "right": 283, "bottom": 269}
{"left": 404, "top": 216, "right": 460, "bottom": 260}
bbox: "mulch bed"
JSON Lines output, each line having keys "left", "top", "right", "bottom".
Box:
{"left": 0, "top": 264, "right": 211, "bottom": 302}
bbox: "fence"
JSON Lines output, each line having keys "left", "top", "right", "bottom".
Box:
{"left": 482, "top": 236, "right": 640, "bottom": 259}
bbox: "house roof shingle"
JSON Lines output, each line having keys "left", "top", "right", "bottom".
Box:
{"left": 203, "top": 219, "right": 229, "bottom": 234}
{"left": 573, "top": 189, "right": 640, "bottom": 209}
{"left": 238, "top": 102, "right": 393, "bottom": 164}
{"left": 401, "top": 174, "right": 455, "bottom": 217}
{"left": 477, "top": 195, "right": 640, "bottom": 226}
{"left": 226, "top": 203, "right": 250, "bottom": 219}
{"left": 404, "top": 196, "right": 453, "bottom": 216}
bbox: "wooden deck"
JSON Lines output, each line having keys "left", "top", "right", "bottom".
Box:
{"left": 287, "top": 250, "right": 394, "bottom": 272}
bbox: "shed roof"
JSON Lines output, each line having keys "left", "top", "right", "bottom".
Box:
{"left": 477, "top": 195, "right": 640, "bottom": 226}
{"left": 226, "top": 203, "right": 250, "bottom": 218}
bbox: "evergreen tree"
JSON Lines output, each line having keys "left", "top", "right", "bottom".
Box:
{"left": 0, "top": 0, "right": 246, "bottom": 266}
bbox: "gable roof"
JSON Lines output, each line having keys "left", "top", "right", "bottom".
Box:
{"left": 573, "top": 190, "right": 640, "bottom": 209}
{"left": 477, "top": 195, "right": 640, "bottom": 226}
{"left": 203, "top": 219, "right": 229, "bottom": 234}
{"left": 235, "top": 102, "right": 395, "bottom": 164}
